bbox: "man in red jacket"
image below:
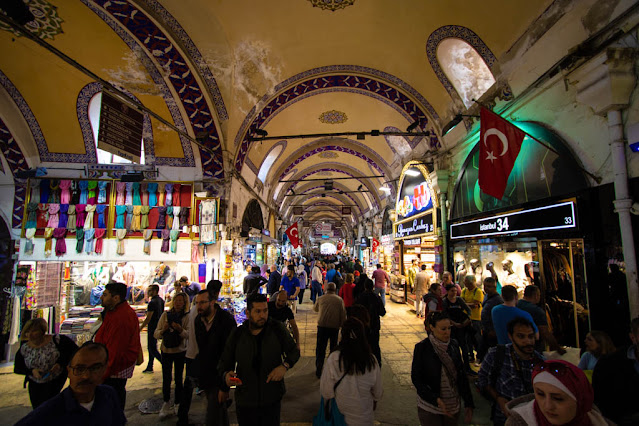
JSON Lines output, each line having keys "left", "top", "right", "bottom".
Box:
{"left": 95, "top": 282, "right": 141, "bottom": 409}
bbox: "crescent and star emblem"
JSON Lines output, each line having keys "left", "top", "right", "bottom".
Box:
{"left": 290, "top": 227, "right": 298, "bottom": 238}
{"left": 483, "top": 128, "right": 509, "bottom": 163}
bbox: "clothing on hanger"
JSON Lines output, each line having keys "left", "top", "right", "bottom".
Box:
{"left": 96, "top": 205, "right": 107, "bottom": 228}
{"left": 140, "top": 206, "right": 150, "bottom": 229}
{"left": 170, "top": 229, "right": 180, "bottom": 253}
{"left": 54, "top": 228, "right": 67, "bottom": 256}
{"left": 58, "top": 204, "right": 69, "bottom": 229}
{"left": 43, "top": 227, "right": 54, "bottom": 257}
{"left": 97, "top": 181, "right": 108, "bottom": 204}
{"left": 46, "top": 204, "right": 60, "bottom": 228}
{"left": 59, "top": 180, "right": 71, "bottom": 204}
{"left": 160, "top": 229, "right": 170, "bottom": 253}
{"left": 78, "top": 180, "right": 89, "bottom": 204}
{"left": 84, "top": 204, "right": 96, "bottom": 230}
{"left": 75, "top": 204, "right": 87, "bottom": 228}
{"left": 67, "top": 205, "right": 76, "bottom": 233}
{"left": 84, "top": 229, "right": 95, "bottom": 253}
{"left": 147, "top": 182, "right": 158, "bottom": 207}
{"left": 115, "top": 205, "right": 126, "bottom": 229}
{"left": 116, "top": 229, "right": 127, "bottom": 255}
{"left": 116, "top": 182, "right": 126, "bottom": 205}
{"left": 94, "top": 228, "right": 106, "bottom": 254}
{"left": 75, "top": 229, "right": 85, "bottom": 253}
{"left": 143, "top": 230, "right": 153, "bottom": 255}
{"left": 87, "top": 180, "right": 98, "bottom": 204}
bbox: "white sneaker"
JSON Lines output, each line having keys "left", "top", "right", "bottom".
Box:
{"left": 174, "top": 403, "right": 180, "bottom": 415}
{"left": 159, "top": 401, "right": 172, "bottom": 419}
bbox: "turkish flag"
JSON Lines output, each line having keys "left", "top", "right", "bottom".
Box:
{"left": 372, "top": 238, "right": 380, "bottom": 253}
{"left": 337, "top": 241, "right": 344, "bottom": 251}
{"left": 479, "top": 107, "right": 526, "bottom": 200}
{"left": 285, "top": 222, "right": 300, "bottom": 248}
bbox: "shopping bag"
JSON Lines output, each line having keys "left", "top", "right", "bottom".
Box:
{"left": 136, "top": 349, "right": 144, "bottom": 366}
{"left": 312, "top": 396, "right": 346, "bottom": 426}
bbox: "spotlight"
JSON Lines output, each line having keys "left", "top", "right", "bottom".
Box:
{"left": 121, "top": 172, "right": 144, "bottom": 182}
{"left": 406, "top": 120, "right": 420, "bottom": 132}
{"left": 324, "top": 180, "right": 333, "bottom": 191}
{"left": 371, "top": 129, "right": 380, "bottom": 136}
{"left": 356, "top": 133, "right": 365, "bottom": 140}
{"left": 357, "top": 184, "right": 363, "bottom": 191}
{"left": 442, "top": 114, "right": 463, "bottom": 135}
{"left": 405, "top": 169, "right": 420, "bottom": 177}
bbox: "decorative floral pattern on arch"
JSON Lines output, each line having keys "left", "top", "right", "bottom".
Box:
{"left": 426, "top": 25, "right": 497, "bottom": 102}
{"left": 319, "top": 110, "right": 348, "bottom": 124}
{"left": 0, "top": 117, "right": 29, "bottom": 228}
{"left": 280, "top": 145, "right": 385, "bottom": 180}
{"left": 0, "top": 0, "right": 64, "bottom": 40}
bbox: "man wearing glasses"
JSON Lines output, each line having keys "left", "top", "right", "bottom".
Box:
{"left": 16, "top": 342, "right": 126, "bottom": 425}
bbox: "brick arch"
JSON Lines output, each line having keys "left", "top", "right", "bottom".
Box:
{"left": 234, "top": 65, "right": 441, "bottom": 172}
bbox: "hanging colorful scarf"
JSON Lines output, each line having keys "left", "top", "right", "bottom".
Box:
{"left": 44, "top": 227, "right": 54, "bottom": 257}
{"left": 160, "top": 229, "right": 170, "bottom": 253}
{"left": 140, "top": 206, "right": 150, "bottom": 229}
{"left": 94, "top": 228, "right": 106, "bottom": 254}
{"left": 54, "top": 228, "right": 67, "bottom": 256}
{"left": 132, "top": 182, "right": 141, "bottom": 205}
{"left": 48, "top": 180, "right": 60, "bottom": 204}
{"left": 58, "top": 204, "right": 69, "bottom": 229}
{"left": 75, "top": 228, "right": 85, "bottom": 253}
{"left": 24, "top": 228, "right": 36, "bottom": 255}
{"left": 170, "top": 229, "right": 180, "bottom": 253}
{"left": 143, "top": 229, "right": 153, "bottom": 255}
{"left": 96, "top": 205, "right": 107, "bottom": 228}
{"left": 39, "top": 179, "right": 50, "bottom": 203}
{"left": 157, "top": 183, "right": 166, "bottom": 206}
{"left": 125, "top": 182, "right": 133, "bottom": 205}
{"left": 156, "top": 206, "right": 167, "bottom": 229}
{"left": 26, "top": 202, "right": 38, "bottom": 229}
{"left": 125, "top": 205, "right": 134, "bottom": 230}
{"left": 116, "top": 182, "right": 126, "bottom": 205}
{"left": 140, "top": 183, "right": 148, "bottom": 206}
{"left": 67, "top": 205, "right": 76, "bottom": 233}
{"left": 46, "top": 204, "right": 60, "bottom": 228}
{"left": 87, "top": 180, "right": 98, "bottom": 204}
{"left": 166, "top": 206, "right": 174, "bottom": 229}
{"left": 165, "top": 183, "right": 173, "bottom": 206}
{"left": 179, "top": 207, "right": 190, "bottom": 228}
{"left": 84, "top": 204, "right": 96, "bottom": 230}
{"left": 116, "top": 229, "right": 127, "bottom": 255}
{"left": 172, "top": 184, "right": 182, "bottom": 207}
{"left": 59, "top": 180, "right": 71, "bottom": 204}
{"left": 191, "top": 241, "right": 201, "bottom": 264}
{"left": 78, "top": 180, "right": 89, "bottom": 204}
{"left": 131, "top": 205, "right": 142, "bottom": 231}
{"left": 172, "top": 207, "right": 181, "bottom": 231}
{"left": 84, "top": 228, "right": 95, "bottom": 253}
{"left": 97, "top": 181, "right": 108, "bottom": 204}
{"left": 115, "top": 205, "right": 126, "bottom": 229}
{"left": 147, "top": 182, "right": 158, "bottom": 207}
{"left": 30, "top": 180, "right": 40, "bottom": 204}
{"left": 75, "top": 204, "right": 86, "bottom": 228}
{"left": 70, "top": 181, "right": 80, "bottom": 204}
{"left": 37, "top": 204, "right": 49, "bottom": 229}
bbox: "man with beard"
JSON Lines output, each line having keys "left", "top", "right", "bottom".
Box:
{"left": 219, "top": 293, "right": 300, "bottom": 425}
{"left": 16, "top": 342, "right": 125, "bottom": 425}
{"left": 192, "top": 285, "right": 237, "bottom": 426}
{"left": 268, "top": 291, "right": 300, "bottom": 351}
{"left": 478, "top": 317, "right": 543, "bottom": 426}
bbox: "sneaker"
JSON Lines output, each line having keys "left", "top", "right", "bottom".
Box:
{"left": 195, "top": 387, "right": 204, "bottom": 395}
{"left": 159, "top": 402, "right": 173, "bottom": 419}
{"left": 142, "top": 369, "right": 154, "bottom": 374}
{"left": 174, "top": 404, "right": 180, "bottom": 415}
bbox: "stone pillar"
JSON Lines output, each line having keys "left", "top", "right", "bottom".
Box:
{"left": 572, "top": 47, "right": 638, "bottom": 318}
{"left": 429, "top": 169, "right": 450, "bottom": 272}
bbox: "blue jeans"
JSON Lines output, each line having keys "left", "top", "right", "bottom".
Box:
{"left": 146, "top": 330, "right": 162, "bottom": 371}
{"left": 311, "top": 280, "right": 323, "bottom": 303}
{"left": 373, "top": 287, "right": 386, "bottom": 307}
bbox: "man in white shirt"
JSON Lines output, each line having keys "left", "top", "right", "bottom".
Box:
{"left": 311, "top": 261, "right": 324, "bottom": 304}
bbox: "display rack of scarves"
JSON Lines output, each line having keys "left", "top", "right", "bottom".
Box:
{"left": 46, "top": 204, "right": 59, "bottom": 228}
{"left": 140, "top": 183, "right": 148, "bottom": 206}
{"left": 75, "top": 229, "right": 84, "bottom": 253}
{"left": 84, "top": 229, "right": 95, "bottom": 253}
{"left": 125, "top": 205, "right": 133, "bottom": 230}
{"left": 24, "top": 228, "right": 36, "bottom": 255}
{"left": 84, "top": 205, "right": 96, "bottom": 230}
{"left": 67, "top": 205, "right": 76, "bottom": 233}
{"left": 156, "top": 207, "right": 167, "bottom": 229}
{"left": 131, "top": 206, "right": 142, "bottom": 231}
{"left": 70, "top": 181, "right": 80, "bottom": 204}
{"left": 43, "top": 228, "right": 54, "bottom": 257}
{"left": 30, "top": 180, "right": 40, "bottom": 204}
{"left": 160, "top": 229, "right": 170, "bottom": 253}
{"left": 54, "top": 228, "right": 67, "bottom": 256}
{"left": 58, "top": 205, "right": 69, "bottom": 229}
{"left": 172, "top": 207, "right": 181, "bottom": 230}
{"left": 147, "top": 183, "right": 158, "bottom": 207}
{"left": 59, "top": 180, "right": 71, "bottom": 204}
{"left": 140, "top": 206, "right": 150, "bottom": 230}
{"left": 172, "top": 184, "right": 182, "bottom": 206}
{"left": 157, "top": 183, "right": 165, "bottom": 206}
{"left": 26, "top": 203, "right": 38, "bottom": 229}
{"left": 87, "top": 181, "right": 97, "bottom": 205}
{"left": 97, "top": 181, "right": 108, "bottom": 204}
{"left": 39, "top": 179, "right": 50, "bottom": 203}
{"left": 115, "top": 182, "right": 126, "bottom": 205}
{"left": 170, "top": 229, "right": 180, "bottom": 253}
{"left": 116, "top": 229, "right": 127, "bottom": 255}
{"left": 115, "top": 206, "right": 126, "bottom": 229}
{"left": 166, "top": 206, "right": 174, "bottom": 229}
{"left": 179, "top": 207, "right": 190, "bottom": 228}
{"left": 96, "top": 205, "right": 107, "bottom": 229}
{"left": 143, "top": 230, "right": 153, "bottom": 255}
{"left": 48, "top": 180, "right": 60, "bottom": 203}
{"left": 75, "top": 204, "right": 87, "bottom": 228}
{"left": 94, "top": 229, "right": 106, "bottom": 254}
{"left": 165, "top": 184, "right": 173, "bottom": 206}
{"left": 125, "top": 183, "right": 133, "bottom": 205}
{"left": 78, "top": 181, "right": 89, "bottom": 204}
{"left": 132, "top": 182, "right": 141, "bottom": 205}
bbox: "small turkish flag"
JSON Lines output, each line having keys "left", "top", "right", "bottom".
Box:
{"left": 479, "top": 107, "right": 526, "bottom": 200}
{"left": 285, "top": 222, "right": 300, "bottom": 249}
{"left": 372, "top": 238, "right": 380, "bottom": 253}
{"left": 337, "top": 241, "right": 344, "bottom": 251}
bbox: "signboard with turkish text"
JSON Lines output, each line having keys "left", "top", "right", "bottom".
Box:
{"left": 450, "top": 201, "right": 577, "bottom": 239}
{"left": 395, "top": 167, "right": 434, "bottom": 220}
{"left": 393, "top": 213, "right": 434, "bottom": 239}
{"left": 97, "top": 91, "right": 144, "bottom": 163}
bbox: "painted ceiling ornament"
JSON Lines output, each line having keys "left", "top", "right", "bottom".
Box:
{"left": 0, "top": 0, "right": 64, "bottom": 40}
{"left": 307, "top": 0, "right": 355, "bottom": 12}
{"left": 318, "top": 151, "right": 339, "bottom": 159}
{"left": 316, "top": 171, "right": 333, "bottom": 176}
{"left": 319, "top": 110, "right": 348, "bottom": 124}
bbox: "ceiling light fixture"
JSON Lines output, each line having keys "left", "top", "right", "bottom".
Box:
{"left": 404, "top": 169, "right": 421, "bottom": 177}
{"left": 406, "top": 120, "right": 420, "bottom": 132}
{"left": 379, "top": 185, "right": 391, "bottom": 193}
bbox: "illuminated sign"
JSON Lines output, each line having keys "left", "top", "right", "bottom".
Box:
{"left": 450, "top": 201, "right": 577, "bottom": 239}
{"left": 396, "top": 168, "right": 433, "bottom": 220}
{"left": 394, "top": 214, "right": 434, "bottom": 239}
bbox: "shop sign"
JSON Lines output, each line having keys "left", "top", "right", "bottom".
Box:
{"left": 394, "top": 213, "right": 434, "bottom": 239}
{"left": 450, "top": 201, "right": 577, "bottom": 239}
{"left": 395, "top": 168, "right": 433, "bottom": 220}
{"left": 97, "top": 91, "right": 143, "bottom": 163}
{"left": 404, "top": 238, "right": 421, "bottom": 246}
{"left": 381, "top": 235, "right": 392, "bottom": 245}
{"left": 360, "top": 237, "right": 368, "bottom": 247}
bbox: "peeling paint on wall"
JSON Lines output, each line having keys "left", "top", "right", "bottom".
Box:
{"left": 102, "top": 48, "right": 162, "bottom": 96}
{"left": 582, "top": 0, "right": 621, "bottom": 34}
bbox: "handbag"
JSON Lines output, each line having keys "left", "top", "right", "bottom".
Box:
{"left": 312, "top": 372, "right": 348, "bottom": 426}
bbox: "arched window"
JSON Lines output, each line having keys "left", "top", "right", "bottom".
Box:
{"left": 436, "top": 38, "right": 495, "bottom": 108}
{"left": 88, "top": 92, "right": 145, "bottom": 164}
{"left": 257, "top": 142, "right": 285, "bottom": 182}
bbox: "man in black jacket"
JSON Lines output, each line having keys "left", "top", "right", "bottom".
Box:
{"left": 218, "top": 293, "right": 300, "bottom": 426}
{"left": 193, "top": 284, "right": 237, "bottom": 426}
{"left": 243, "top": 266, "right": 267, "bottom": 296}
{"left": 267, "top": 265, "right": 281, "bottom": 297}
{"left": 355, "top": 279, "right": 386, "bottom": 366}
{"left": 593, "top": 316, "right": 639, "bottom": 425}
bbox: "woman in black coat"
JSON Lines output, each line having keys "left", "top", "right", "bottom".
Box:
{"left": 411, "top": 311, "right": 474, "bottom": 425}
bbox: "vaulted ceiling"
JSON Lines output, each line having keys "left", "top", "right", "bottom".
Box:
{"left": 0, "top": 0, "right": 555, "bottom": 236}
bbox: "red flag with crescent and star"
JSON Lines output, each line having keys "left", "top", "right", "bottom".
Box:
{"left": 285, "top": 222, "right": 300, "bottom": 248}
{"left": 479, "top": 107, "right": 526, "bottom": 200}
{"left": 337, "top": 241, "right": 344, "bottom": 252}
{"left": 372, "top": 238, "right": 380, "bottom": 253}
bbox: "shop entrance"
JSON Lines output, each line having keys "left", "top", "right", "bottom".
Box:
{"left": 538, "top": 239, "right": 590, "bottom": 348}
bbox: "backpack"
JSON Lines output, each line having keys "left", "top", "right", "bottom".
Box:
{"left": 163, "top": 312, "right": 185, "bottom": 348}
{"left": 477, "top": 344, "right": 506, "bottom": 401}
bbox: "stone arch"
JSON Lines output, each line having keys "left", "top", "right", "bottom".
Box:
{"left": 241, "top": 199, "right": 264, "bottom": 236}
{"left": 281, "top": 184, "right": 366, "bottom": 217}
{"left": 257, "top": 140, "right": 287, "bottom": 183}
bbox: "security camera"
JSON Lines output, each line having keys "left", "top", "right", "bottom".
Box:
{"left": 631, "top": 202, "right": 639, "bottom": 216}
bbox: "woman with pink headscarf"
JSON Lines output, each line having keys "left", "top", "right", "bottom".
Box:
{"left": 505, "top": 360, "right": 612, "bottom": 425}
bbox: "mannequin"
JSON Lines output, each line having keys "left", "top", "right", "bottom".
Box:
{"left": 502, "top": 259, "right": 525, "bottom": 296}
{"left": 485, "top": 262, "right": 502, "bottom": 293}
{"left": 469, "top": 258, "right": 483, "bottom": 289}
{"left": 456, "top": 261, "right": 467, "bottom": 285}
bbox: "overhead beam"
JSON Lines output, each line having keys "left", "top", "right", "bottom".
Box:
{"left": 248, "top": 130, "right": 430, "bottom": 142}
{"left": 279, "top": 175, "right": 384, "bottom": 183}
